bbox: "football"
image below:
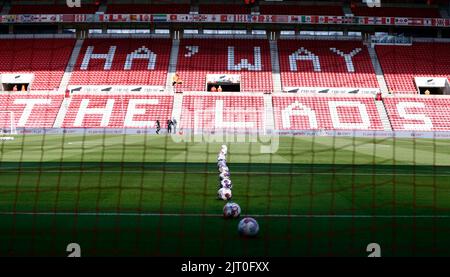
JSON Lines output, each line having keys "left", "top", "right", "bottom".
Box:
{"left": 217, "top": 152, "right": 226, "bottom": 161}
{"left": 217, "top": 160, "right": 227, "bottom": 169}
{"left": 221, "top": 145, "right": 228, "bottom": 155}
{"left": 218, "top": 166, "right": 229, "bottom": 173}
{"left": 238, "top": 217, "right": 259, "bottom": 237}
{"left": 223, "top": 202, "right": 241, "bottom": 218}
{"left": 217, "top": 187, "right": 232, "bottom": 200}
{"left": 219, "top": 171, "right": 230, "bottom": 180}
{"left": 220, "top": 178, "right": 232, "bottom": 189}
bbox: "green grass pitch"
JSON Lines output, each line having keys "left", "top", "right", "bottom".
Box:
{"left": 1, "top": 134, "right": 450, "bottom": 256}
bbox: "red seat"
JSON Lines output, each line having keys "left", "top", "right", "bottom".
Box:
{"left": 272, "top": 96, "right": 384, "bottom": 130}
{"left": 0, "top": 94, "right": 64, "bottom": 128}
{"left": 260, "top": 4, "right": 343, "bottom": 15}
{"left": 70, "top": 39, "right": 171, "bottom": 86}
{"left": 9, "top": 4, "right": 98, "bottom": 14}
{"left": 61, "top": 94, "right": 173, "bottom": 128}
{"left": 180, "top": 95, "right": 264, "bottom": 130}
{"left": 384, "top": 97, "right": 450, "bottom": 131}
{"left": 278, "top": 40, "right": 378, "bottom": 89}
{"left": 352, "top": 6, "right": 440, "bottom": 18}
{"left": 177, "top": 39, "right": 273, "bottom": 92}
{"left": 0, "top": 39, "right": 75, "bottom": 91}
{"left": 376, "top": 43, "right": 450, "bottom": 94}
{"left": 106, "top": 4, "right": 190, "bottom": 14}
{"left": 198, "top": 4, "right": 250, "bottom": 14}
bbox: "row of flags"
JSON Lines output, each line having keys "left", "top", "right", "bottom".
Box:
{"left": 0, "top": 14, "right": 449, "bottom": 27}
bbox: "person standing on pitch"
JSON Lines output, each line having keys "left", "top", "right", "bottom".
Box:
{"left": 167, "top": 119, "right": 173, "bottom": 134}
{"left": 172, "top": 118, "right": 177, "bottom": 133}
{"left": 156, "top": 120, "right": 161, "bottom": 134}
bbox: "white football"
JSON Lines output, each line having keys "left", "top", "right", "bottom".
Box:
{"left": 220, "top": 178, "right": 232, "bottom": 189}
{"left": 217, "top": 160, "right": 227, "bottom": 169}
{"left": 223, "top": 202, "right": 241, "bottom": 218}
{"left": 217, "top": 153, "right": 226, "bottom": 161}
{"left": 238, "top": 217, "right": 259, "bottom": 237}
{"left": 219, "top": 171, "right": 230, "bottom": 180}
{"left": 217, "top": 188, "right": 232, "bottom": 201}
{"left": 221, "top": 145, "right": 228, "bottom": 155}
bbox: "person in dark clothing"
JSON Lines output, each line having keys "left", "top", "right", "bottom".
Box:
{"left": 156, "top": 120, "right": 161, "bottom": 134}
{"left": 167, "top": 119, "right": 173, "bottom": 134}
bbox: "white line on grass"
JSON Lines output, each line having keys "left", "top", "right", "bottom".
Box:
{"left": 0, "top": 211, "right": 449, "bottom": 219}
{"left": 1, "top": 169, "right": 450, "bottom": 177}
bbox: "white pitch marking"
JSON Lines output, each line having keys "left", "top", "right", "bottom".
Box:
{"left": 0, "top": 211, "right": 449, "bottom": 219}
{"left": 0, "top": 169, "right": 449, "bottom": 177}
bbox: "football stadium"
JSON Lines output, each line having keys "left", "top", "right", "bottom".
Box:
{"left": 0, "top": 0, "right": 450, "bottom": 258}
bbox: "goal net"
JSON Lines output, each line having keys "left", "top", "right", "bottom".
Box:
{"left": 0, "top": 111, "right": 17, "bottom": 138}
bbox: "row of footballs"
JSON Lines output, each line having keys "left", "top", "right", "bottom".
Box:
{"left": 216, "top": 145, "right": 259, "bottom": 237}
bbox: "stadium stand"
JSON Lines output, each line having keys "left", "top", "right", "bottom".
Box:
{"left": 3, "top": 92, "right": 450, "bottom": 132}
{"left": 0, "top": 39, "right": 75, "bottom": 91}
{"left": 259, "top": 4, "right": 344, "bottom": 15}
{"left": 61, "top": 94, "right": 173, "bottom": 128}
{"left": 198, "top": 4, "right": 250, "bottom": 14}
{"left": 176, "top": 39, "right": 273, "bottom": 92}
{"left": 272, "top": 95, "right": 384, "bottom": 130}
{"left": 375, "top": 43, "right": 450, "bottom": 93}
{"left": 278, "top": 39, "right": 379, "bottom": 89}
{"left": 9, "top": 4, "right": 99, "bottom": 14}
{"left": 69, "top": 38, "right": 171, "bottom": 87}
{"left": 180, "top": 95, "right": 265, "bottom": 130}
{"left": 351, "top": 6, "right": 441, "bottom": 18}
{"left": 0, "top": 94, "right": 63, "bottom": 128}
{"left": 383, "top": 96, "right": 450, "bottom": 131}
{"left": 106, "top": 4, "right": 190, "bottom": 14}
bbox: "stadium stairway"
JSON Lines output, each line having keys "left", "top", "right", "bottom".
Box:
{"left": 367, "top": 46, "right": 389, "bottom": 94}
{"left": 263, "top": 94, "right": 275, "bottom": 133}
{"left": 375, "top": 100, "right": 393, "bottom": 131}
{"left": 54, "top": 37, "right": 85, "bottom": 127}
{"left": 171, "top": 93, "right": 183, "bottom": 129}
{"left": 269, "top": 40, "right": 282, "bottom": 93}
{"left": 58, "top": 39, "right": 84, "bottom": 93}
{"left": 166, "top": 38, "right": 180, "bottom": 92}
{"left": 53, "top": 96, "right": 72, "bottom": 128}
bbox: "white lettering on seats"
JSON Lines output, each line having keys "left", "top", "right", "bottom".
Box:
{"left": 328, "top": 101, "right": 371, "bottom": 129}
{"left": 185, "top": 46, "right": 199, "bottom": 58}
{"left": 13, "top": 99, "right": 52, "bottom": 127}
{"left": 282, "top": 101, "right": 318, "bottom": 129}
{"left": 214, "top": 100, "right": 255, "bottom": 128}
{"left": 329, "top": 48, "right": 362, "bottom": 73}
{"left": 228, "top": 46, "right": 262, "bottom": 71}
{"left": 289, "top": 47, "right": 321, "bottom": 72}
{"left": 74, "top": 99, "right": 115, "bottom": 127}
{"left": 81, "top": 46, "right": 116, "bottom": 70}
{"left": 396, "top": 102, "right": 433, "bottom": 130}
{"left": 124, "top": 99, "right": 159, "bottom": 128}
{"left": 124, "top": 46, "right": 157, "bottom": 70}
